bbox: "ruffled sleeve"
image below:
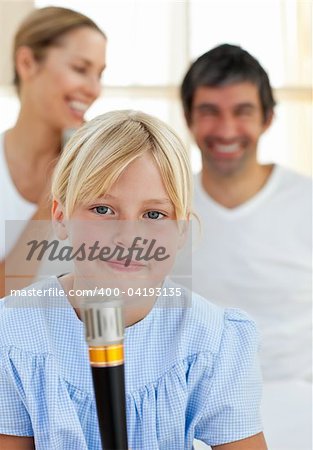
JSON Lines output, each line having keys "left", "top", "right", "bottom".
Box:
{"left": 0, "top": 347, "right": 98, "bottom": 450}
{"left": 193, "top": 309, "right": 263, "bottom": 446}
{"left": 0, "top": 347, "right": 33, "bottom": 436}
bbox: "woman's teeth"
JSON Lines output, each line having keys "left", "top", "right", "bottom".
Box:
{"left": 68, "top": 101, "right": 88, "bottom": 112}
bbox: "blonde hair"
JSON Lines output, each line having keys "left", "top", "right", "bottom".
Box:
{"left": 52, "top": 110, "right": 193, "bottom": 220}
{"left": 13, "top": 6, "right": 106, "bottom": 91}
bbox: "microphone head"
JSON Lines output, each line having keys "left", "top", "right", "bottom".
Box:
{"left": 81, "top": 297, "right": 125, "bottom": 347}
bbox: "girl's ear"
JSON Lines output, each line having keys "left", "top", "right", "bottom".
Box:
{"left": 52, "top": 199, "right": 68, "bottom": 241}
{"left": 177, "top": 216, "right": 190, "bottom": 250}
{"left": 15, "top": 46, "right": 40, "bottom": 83}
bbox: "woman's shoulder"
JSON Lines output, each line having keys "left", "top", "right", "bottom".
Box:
{"left": 0, "top": 131, "right": 5, "bottom": 154}
{"left": 0, "top": 130, "right": 10, "bottom": 178}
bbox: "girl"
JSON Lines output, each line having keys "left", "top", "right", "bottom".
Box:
{"left": 0, "top": 6, "right": 107, "bottom": 296}
{"left": 0, "top": 110, "right": 267, "bottom": 449}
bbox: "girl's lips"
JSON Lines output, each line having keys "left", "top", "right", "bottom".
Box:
{"left": 105, "top": 260, "right": 146, "bottom": 272}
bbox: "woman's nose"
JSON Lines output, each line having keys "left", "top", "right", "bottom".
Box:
{"left": 84, "top": 74, "right": 102, "bottom": 100}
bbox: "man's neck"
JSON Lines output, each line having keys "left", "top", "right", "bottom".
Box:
{"left": 201, "top": 163, "right": 274, "bottom": 209}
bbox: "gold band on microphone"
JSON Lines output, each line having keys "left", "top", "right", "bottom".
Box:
{"left": 89, "top": 344, "right": 124, "bottom": 367}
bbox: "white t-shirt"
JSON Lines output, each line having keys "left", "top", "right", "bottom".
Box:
{"left": 192, "top": 165, "right": 312, "bottom": 381}
{"left": 0, "top": 132, "right": 73, "bottom": 284}
{"left": 0, "top": 132, "right": 37, "bottom": 260}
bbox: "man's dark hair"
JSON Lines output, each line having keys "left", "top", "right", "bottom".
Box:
{"left": 181, "top": 44, "right": 276, "bottom": 124}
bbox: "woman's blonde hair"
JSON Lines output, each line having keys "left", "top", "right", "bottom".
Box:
{"left": 52, "top": 110, "right": 193, "bottom": 220}
{"left": 13, "top": 6, "right": 106, "bottom": 91}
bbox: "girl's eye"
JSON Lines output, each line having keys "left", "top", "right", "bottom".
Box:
{"left": 92, "top": 206, "right": 113, "bottom": 215}
{"left": 144, "top": 211, "right": 165, "bottom": 220}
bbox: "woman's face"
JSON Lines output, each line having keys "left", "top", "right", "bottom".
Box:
{"left": 25, "top": 26, "right": 106, "bottom": 130}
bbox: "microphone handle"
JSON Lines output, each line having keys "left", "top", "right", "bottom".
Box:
{"left": 91, "top": 364, "right": 128, "bottom": 449}
{"left": 81, "top": 298, "right": 128, "bottom": 450}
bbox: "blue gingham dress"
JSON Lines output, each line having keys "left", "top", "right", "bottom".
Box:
{"left": 0, "top": 276, "right": 263, "bottom": 449}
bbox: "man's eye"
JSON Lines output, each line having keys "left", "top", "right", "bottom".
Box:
{"left": 144, "top": 211, "right": 165, "bottom": 220}
{"left": 195, "top": 106, "right": 218, "bottom": 117}
{"left": 92, "top": 206, "right": 113, "bottom": 215}
{"left": 235, "top": 107, "right": 255, "bottom": 117}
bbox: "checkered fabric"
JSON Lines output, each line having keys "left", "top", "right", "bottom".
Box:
{"left": 0, "top": 276, "right": 263, "bottom": 449}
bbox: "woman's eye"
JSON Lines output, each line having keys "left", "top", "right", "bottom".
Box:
{"left": 73, "top": 66, "right": 87, "bottom": 74}
{"left": 92, "top": 206, "right": 113, "bottom": 215}
{"left": 144, "top": 211, "right": 165, "bottom": 220}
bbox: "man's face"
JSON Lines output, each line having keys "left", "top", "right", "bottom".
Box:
{"left": 189, "top": 82, "right": 272, "bottom": 178}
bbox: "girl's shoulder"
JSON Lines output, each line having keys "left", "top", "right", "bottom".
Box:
{"left": 132, "top": 277, "right": 259, "bottom": 359}
{"left": 0, "top": 276, "right": 91, "bottom": 393}
{"left": 0, "top": 276, "right": 79, "bottom": 353}
{"left": 125, "top": 279, "right": 261, "bottom": 397}
{"left": 177, "top": 281, "right": 259, "bottom": 355}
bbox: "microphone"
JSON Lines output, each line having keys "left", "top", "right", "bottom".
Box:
{"left": 81, "top": 297, "right": 128, "bottom": 450}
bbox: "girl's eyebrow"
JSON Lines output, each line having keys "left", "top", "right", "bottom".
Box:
{"left": 100, "top": 194, "right": 173, "bottom": 207}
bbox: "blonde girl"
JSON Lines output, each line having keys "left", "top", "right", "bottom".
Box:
{"left": 0, "top": 110, "right": 267, "bottom": 450}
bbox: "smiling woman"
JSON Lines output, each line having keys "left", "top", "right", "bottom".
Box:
{"left": 0, "top": 6, "right": 107, "bottom": 297}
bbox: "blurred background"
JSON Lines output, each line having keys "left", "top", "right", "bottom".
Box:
{"left": 0, "top": 0, "right": 311, "bottom": 176}
{"left": 0, "top": 2, "right": 311, "bottom": 450}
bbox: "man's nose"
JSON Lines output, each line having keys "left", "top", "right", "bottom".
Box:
{"left": 214, "top": 114, "right": 238, "bottom": 139}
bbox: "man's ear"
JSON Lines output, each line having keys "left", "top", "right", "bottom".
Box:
{"left": 52, "top": 199, "right": 68, "bottom": 241}
{"left": 262, "top": 110, "right": 274, "bottom": 132}
{"left": 184, "top": 111, "right": 192, "bottom": 129}
{"left": 15, "top": 46, "right": 40, "bottom": 84}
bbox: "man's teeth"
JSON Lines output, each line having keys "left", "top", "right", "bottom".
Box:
{"left": 215, "top": 144, "right": 240, "bottom": 153}
{"left": 68, "top": 101, "right": 88, "bottom": 112}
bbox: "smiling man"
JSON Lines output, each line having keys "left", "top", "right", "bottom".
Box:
{"left": 181, "top": 43, "right": 312, "bottom": 449}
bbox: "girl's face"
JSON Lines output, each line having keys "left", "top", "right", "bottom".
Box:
{"left": 24, "top": 26, "right": 106, "bottom": 130}
{"left": 54, "top": 153, "right": 187, "bottom": 293}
